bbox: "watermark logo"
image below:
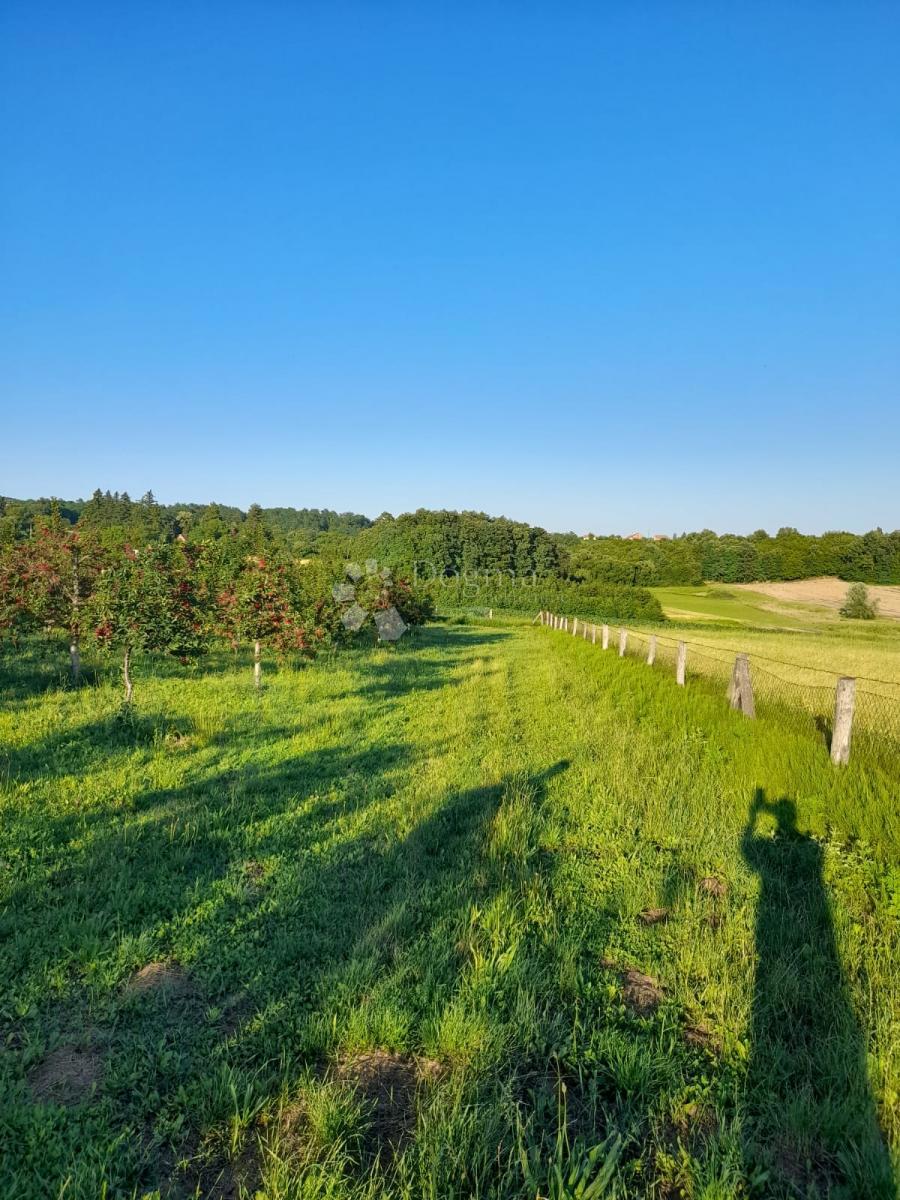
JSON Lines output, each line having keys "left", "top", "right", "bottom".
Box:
{"left": 332, "top": 559, "right": 408, "bottom": 642}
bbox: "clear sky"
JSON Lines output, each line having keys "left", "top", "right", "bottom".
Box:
{"left": 2, "top": 2, "right": 898, "bottom": 535}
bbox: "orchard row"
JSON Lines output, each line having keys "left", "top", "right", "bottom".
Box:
{"left": 0, "top": 515, "right": 432, "bottom": 703}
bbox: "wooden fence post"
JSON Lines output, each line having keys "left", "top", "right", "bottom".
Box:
{"left": 618, "top": 629, "right": 627, "bottom": 657}
{"left": 602, "top": 624, "right": 609, "bottom": 650}
{"left": 647, "top": 635, "right": 656, "bottom": 666}
{"left": 676, "top": 641, "right": 686, "bottom": 686}
{"left": 728, "top": 653, "right": 755, "bottom": 717}
{"left": 831, "top": 677, "right": 856, "bottom": 765}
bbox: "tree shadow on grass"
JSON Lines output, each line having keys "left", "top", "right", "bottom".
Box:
{"left": 0, "top": 742, "right": 570, "bottom": 1199}
{"left": 332, "top": 625, "right": 512, "bottom": 702}
{"left": 741, "top": 788, "right": 896, "bottom": 1198}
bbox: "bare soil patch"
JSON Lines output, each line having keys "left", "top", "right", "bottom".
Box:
{"left": 338, "top": 1050, "right": 442, "bottom": 1154}
{"left": 699, "top": 876, "right": 727, "bottom": 898}
{"left": 620, "top": 968, "right": 664, "bottom": 1015}
{"left": 638, "top": 907, "right": 669, "bottom": 925}
{"left": 735, "top": 577, "right": 900, "bottom": 620}
{"left": 126, "top": 960, "right": 191, "bottom": 998}
{"left": 28, "top": 1045, "right": 101, "bottom": 1105}
{"left": 682, "top": 1022, "right": 721, "bottom": 1054}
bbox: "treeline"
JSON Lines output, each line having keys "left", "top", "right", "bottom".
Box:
{"left": 561, "top": 527, "right": 900, "bottom": 586}
{"left": 351, "top": 509, "right": 562, "bottom": 577}
{"left": 3, "top": 493, "right": 898, "bottom": 585}
{"left": 0, "top": 507, "right": 431, "bottom": 704}
{"left": 0, "top": 492, "right": 370, "bottom": 556}
{"left": 433, "top": 577, "right": 663, "bottom": 622}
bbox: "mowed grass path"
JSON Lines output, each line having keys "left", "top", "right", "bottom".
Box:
{"left": 1, "top": 622, "right": 898, "bottom": 1198}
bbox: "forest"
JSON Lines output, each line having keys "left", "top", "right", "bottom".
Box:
{"left": 3, "top": 492, "right": 899, "bottom": 585}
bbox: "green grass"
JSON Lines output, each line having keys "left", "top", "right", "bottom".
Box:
{"left": 651, "top": 586, "right": 801, "bottom": 628}
{"left": 650, "top": 584, "right": 900, "bottom": 666}
{"left": 1, "top": 623, "right": 898, "bottom": 1198}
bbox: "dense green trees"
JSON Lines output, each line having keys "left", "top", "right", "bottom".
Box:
{"left": 354, "top": 509, "right": 562, "bottom": 579}
{"left": 2, "top": 492, "right": 899, "bottom": 587}
{"left": 433, "top": 576, "right": 664, "bottom": 621}
{"left": 562, "top": 527, "right": 900, "bottom": 587}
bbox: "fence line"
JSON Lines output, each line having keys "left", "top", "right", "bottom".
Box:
{"left": 535, "top": 610, "right": 900, "bottom": 768}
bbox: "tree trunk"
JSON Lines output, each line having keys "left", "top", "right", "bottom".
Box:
{"left": 70, "top": 637, "right": 81, "bottom": 684}
{"left": 253, "top": 640, "right": 262, "bottom": 690}
{"left": 123, "top": 646, "right": 133, "bottom": 705}
{"left": 70, "top": 550, "right": 81, "bottom": 683}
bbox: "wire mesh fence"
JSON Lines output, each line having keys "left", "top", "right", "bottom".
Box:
{"left": 537, "top": 612, "right": 900, "bottom": 769}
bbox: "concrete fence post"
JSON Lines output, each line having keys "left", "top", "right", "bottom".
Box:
{"left": 592, "top": 623, "right": 597, "bottom": 645}
{"left": 676, "top": 641, "right": 686, "bottom": 686}
{"left": 618, "top": 628, "right": 627, "bottom": 657}
{"left": 831, "top": 677, "right": 856, "bottom": 765}
{"left": 602, "top": 624, "right": 609, "bottom": 650}
{"left": 572, "top": 617, "right": 578, "bottom": 637}
{"left": 647, "top": 635, "right": 656, "bottom": 666}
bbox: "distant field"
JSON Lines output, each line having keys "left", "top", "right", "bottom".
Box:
{"left": 651, "top": 585, "right": 798, "bottom": 627}
{"left": 734, "top": 576, "right": 900, "bottom": 620}
{"left": 649, "top": 583, "right": 900, "bottom": 685}
{"left": 653, "top": 578, "right": 900, "bottom": 626}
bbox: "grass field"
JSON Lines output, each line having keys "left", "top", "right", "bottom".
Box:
{"left": 650, "top": 587, "right": 803, "bottom": 629}
{"left": 647, "top": 584, "right": 900, "bottom": 708}
{"left": 1, "top": 623, "right": 899, "bottom": 1199}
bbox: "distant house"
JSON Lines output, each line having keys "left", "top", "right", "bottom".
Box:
{"left": 626, "top": 532, "right": 644, "bottom": 541}
{"left": 652, "top": 533, "right": 669, "bottom": 541}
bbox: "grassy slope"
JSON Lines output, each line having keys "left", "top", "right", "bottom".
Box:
{"left": 650, "top": 586, "right": 800, "bottom": 628}
{"left": 1, "top": 624, "right": 898, "bottom": 1199}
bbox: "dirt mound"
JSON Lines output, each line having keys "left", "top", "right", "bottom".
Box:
{"left": 126, "top": 960, "right": 190, "bottom": 997}
{"left": 28, "top": 1045, "right": 101, "bottom": 1105}
{"left": 620, "top": 968, "right": 664, "bottom": 1015}
{"left": 699, "top": 876, "right": 727, "bottom": 898}
{"left": 338, "top": 1050, "right": 442, "bottom": 1153}
{"left": 638, "top": 907, "right": 669, "bottom": 925}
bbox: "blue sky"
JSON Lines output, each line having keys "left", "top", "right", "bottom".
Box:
{"left": 2, "top": 2, "right": 898, "bottom": 534}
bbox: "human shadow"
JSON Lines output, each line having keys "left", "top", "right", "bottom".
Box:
{"left": 741, "top": 789, "right": 896, "bottom": 1198}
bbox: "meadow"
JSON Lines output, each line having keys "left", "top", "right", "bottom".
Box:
{"left": 1, "top": 618, "right": 898, "bottom": 1199}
